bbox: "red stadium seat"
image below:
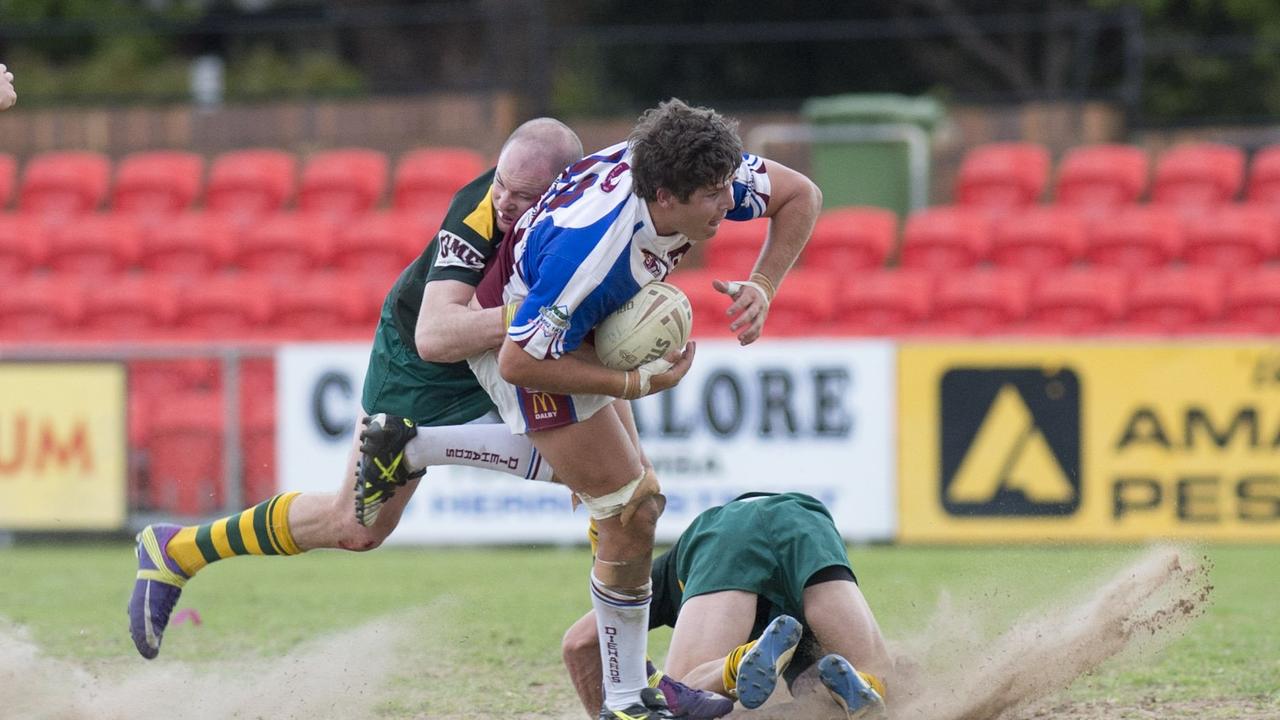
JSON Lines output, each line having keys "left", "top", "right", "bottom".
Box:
{"left": 18, "top": 151, "right": 111, "bottom": 218}
{"left": 140, "top": 211, "right": 237, "bottom": 276}
{"left": 1151, "top": 142, "right": 1244, "bottom": 211}
{"left": 1021, "top": 267, "right": 1127, "bottom": 335}
{"left": 832, "top": 268, "right": 933, "bottom": 336}
{"left": 703, "top": 219, "right": 768, "bottom": 273}
{"left": 332, "top": 210, "right": 431, "bottom": 278}
{"left": 205, "top": 149, "right": 297, "bottom": 222}
{"left": 899, "top": 205, "right": 991, "bottom": 270}
{"left": 235, "top": 211, "right": 334, "bottom": 274}
{"left": 667, "top": 270, "right": 734, "bottom": 338}
{"left": 0, "top": 213, "right": 48, "bottom": 278}
{"left": 80, "top": 276, "right": 179, "bottom": 339}
{"left": 393, "top": 147, "right": 488, "bottom": 212}
{"left": 1123, "top": 267, "right": 1225, "bottom": 334}
{"left": 1083, "top": 206, "right": 1184, "bottom": 271}
{"left": 763, "top": 269, "right": 836, "bottom": 336}
{"left": 297, "top": 148, "right": 388, "bottom": 221}
{"left": 1222, "top": 267, "right": 1280, "bottom": 333}
{"left": 145, "top": 390, "right": 224, "bottom": 515}
{"left": 46, "top": 213, "right": 142, "bottom": 275}
{"left": 175, "top": 274, "right": 274, "bottom": 340}
{"left": 1181, "top": 205, "right": 1277, "bottom": 269}
{"left": 112, "top": 151, "right": 204, "bottom": 217}
{"left": 1053, "top": 144, "right": 1149, "bottom": 216}
{"left": 0, "top": 154, "right": 15, "bottom": 209}
{"left": 0, "top": 276, "right": 83, "bottom": 341}
{"left": 929, "top": 267, "right": 1030, "bottom": 335}
{"left": 990, "top": 207, "right": 1088, "bottom": 274}
{"left": 955, "top": 142, "right": 1050, "bottom": 211}
{"left": 268, "top": 272, "right": 371, "bottom": 339}
{"left": 802, "top": 206, "right": 896, "bottom": 272}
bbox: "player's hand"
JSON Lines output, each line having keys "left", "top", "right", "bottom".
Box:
{"left": 0, "top": 64, "right": 16, "bottom": 111}
{"left": 637, "top": 340, "right": 696, "bottom": 396}
{"left": 713, "top": 278, "right": 770, "bottom": 345}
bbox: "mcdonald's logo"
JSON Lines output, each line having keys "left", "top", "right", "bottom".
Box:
{"left": 940, "top": 367, "right": 1081, "bottom": 516}
{"left": 529, "top": 392, "right": 558, "bottom": 417}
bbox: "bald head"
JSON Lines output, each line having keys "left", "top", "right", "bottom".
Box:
{"left": 491, "top": 118, "right": 583, "bottom": 233}
{"left": 499, "top": 117, "right": 583, "bottom": 180}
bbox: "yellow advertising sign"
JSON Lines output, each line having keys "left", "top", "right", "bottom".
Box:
{"left": 899, "top": 343, "right": 1280, "bottom": 542}
{"left": 0, "top": 363, "right": 127, "bottom": 530}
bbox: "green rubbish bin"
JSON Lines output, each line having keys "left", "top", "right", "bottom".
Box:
{"left": 800, "top": 93, "right": 944, "bottom": 216}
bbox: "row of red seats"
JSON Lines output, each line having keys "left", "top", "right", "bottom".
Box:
{"left": 0, "top": 272, "right": 386, "bottom": 341}
{"left": 708, "top": 204, "right": 1280, "bottom": 274}
{"left": 5, "top": 201, "right": 1276, "bottom": 283}
{"left": 6, "top": 258, "right": 1277, "bottom": 344}
{"left": 956, "top": 141, "right": 1280, "bottom": 216}
{"left": 670, "top": 265, "right": 1280, "bottom": 337}
{"left": 0, "top": 146, "right": 486, "bottom": 223}
{"left": 0, "top": 210, "right": 437, "bottom": 280}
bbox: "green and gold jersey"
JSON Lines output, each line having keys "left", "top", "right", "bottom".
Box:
{"left": 362, "top": 168, "right": 503, "bottom": 427}
{"left": 388, "top": 168, "right": 500, "bottom": 349}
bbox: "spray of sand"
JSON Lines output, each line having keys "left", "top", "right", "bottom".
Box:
{"left": 0, "top": 615, "right": 406, "bottom": 720}
{"left": 890, "top": 546, "right": 1211, "bottom": 720}
{"left": 728, "top": 546, "right": 1211, "bottom": 720}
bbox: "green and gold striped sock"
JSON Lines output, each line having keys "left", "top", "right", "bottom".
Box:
{"left": 165, "top": 491, "right": 303, "bottom": 577}
{"left": 722, "top": 639, "right": 757, "bottom": 697}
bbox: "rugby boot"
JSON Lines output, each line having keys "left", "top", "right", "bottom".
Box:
{"left": 599, "top": 687, "right": 678, "bottom": 720}
{"left": 735, "top": 614, "right": 802, "bottom": 709}
{"left": 128, "top": 523, "right": 189, "bottom": 659}
{"left": 648, "top": 660, "right": 734, "bottom": 719}
{"left": 354, "top": 413, "right": 424, "bottom": 527}
{"left": 818, "top": 654, "right": 887, "bottom": 720}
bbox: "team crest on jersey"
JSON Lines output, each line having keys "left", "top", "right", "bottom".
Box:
{"left": 434, "top": 230, "right": 485, "bottom": 271}
{"left": 641, "top": 249, "right": 668, "bottom": 279}
{"left": 536, "top": 304, "right": 571, "bottom": 339}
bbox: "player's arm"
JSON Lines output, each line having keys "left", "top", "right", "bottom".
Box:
{"left": 714, "top": 159, "right": 823, "bottom": 344}
{"left": 750, "top": 159, "right": 823, "bottom": 288}
{"left": 0, "top": 64, "right": 15, "bottom": 110}
{"left": 497, "top": 337, "right": 694, "bottom": 399}
{"left": 414, "top": 279, "right": 505, "bottom": 363}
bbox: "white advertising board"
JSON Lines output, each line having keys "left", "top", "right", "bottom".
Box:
{"left": 278, "top": 339, "right": 895, "bottom": 544}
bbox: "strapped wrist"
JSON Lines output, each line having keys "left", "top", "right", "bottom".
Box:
{"left": 748, "top": 272, "right": 777, "bottom": 302}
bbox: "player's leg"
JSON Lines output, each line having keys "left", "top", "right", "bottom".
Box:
{"left": 563, "top": 611, "right": 606, "bottom": 717}
{"left": 128, "top": 419, "right": 409, "bottom": 659}
{"left": 802, "top": 578, "right": 893, "bottom": 702}
{"left": 663, "top": 590, "right": 758, "bottom": 692}
{"left": 529, "top": 405, "right": 667, "bottom": 719}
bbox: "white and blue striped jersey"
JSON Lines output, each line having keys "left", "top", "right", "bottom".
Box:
{"left": 503, "top": 141, "right": 771, "bottom": 359}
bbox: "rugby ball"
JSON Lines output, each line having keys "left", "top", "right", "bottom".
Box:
{"left": 595, "top": 282, "right": 693, "bottom": 371}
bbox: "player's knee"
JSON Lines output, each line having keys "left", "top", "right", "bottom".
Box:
{"left": 627, "top": 493, "right": 665, "bottom": 530}
{"left": 335, "top": 518, "right": 392, "bottom": 552}
{"left": 561, "top": 620, "right": 596, "bottom": 660}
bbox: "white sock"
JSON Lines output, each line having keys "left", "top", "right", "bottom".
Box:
{"left": 590, "top": 571, "right": 652, "bottom": 710}
{"left": 403, "top": 424, "right": 555, "bottom": 482}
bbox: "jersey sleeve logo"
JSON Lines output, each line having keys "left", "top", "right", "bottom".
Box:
{"left": 509, "top": 304, "right": 572, "bottom": 358}
{"left": 537, "top": 304, "right": 571, "bottom": 336}
{"left": 434, "top": 230, "right": 486, "bottom": 271}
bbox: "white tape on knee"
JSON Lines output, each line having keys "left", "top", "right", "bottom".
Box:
{"left": 576, "top": 471, "right": 645, "bottom": 520}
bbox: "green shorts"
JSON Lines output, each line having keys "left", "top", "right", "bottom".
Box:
{"left": 360, "top": 305, "right": 496, "bottom": 427}
{"left": 674, "top": 492, "right": 854, "bottom": 622}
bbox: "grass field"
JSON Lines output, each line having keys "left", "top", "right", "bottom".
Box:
{"left": 0, "top": 541, "right": 1276, "bottom": 719}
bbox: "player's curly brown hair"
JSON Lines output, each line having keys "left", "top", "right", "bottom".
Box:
{"left": 629, "top": 98, "right": 743, "bottom": 202}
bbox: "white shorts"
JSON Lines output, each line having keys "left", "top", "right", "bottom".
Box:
{"left": 467, "top": 350, "right": 615, "bottom": 434}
